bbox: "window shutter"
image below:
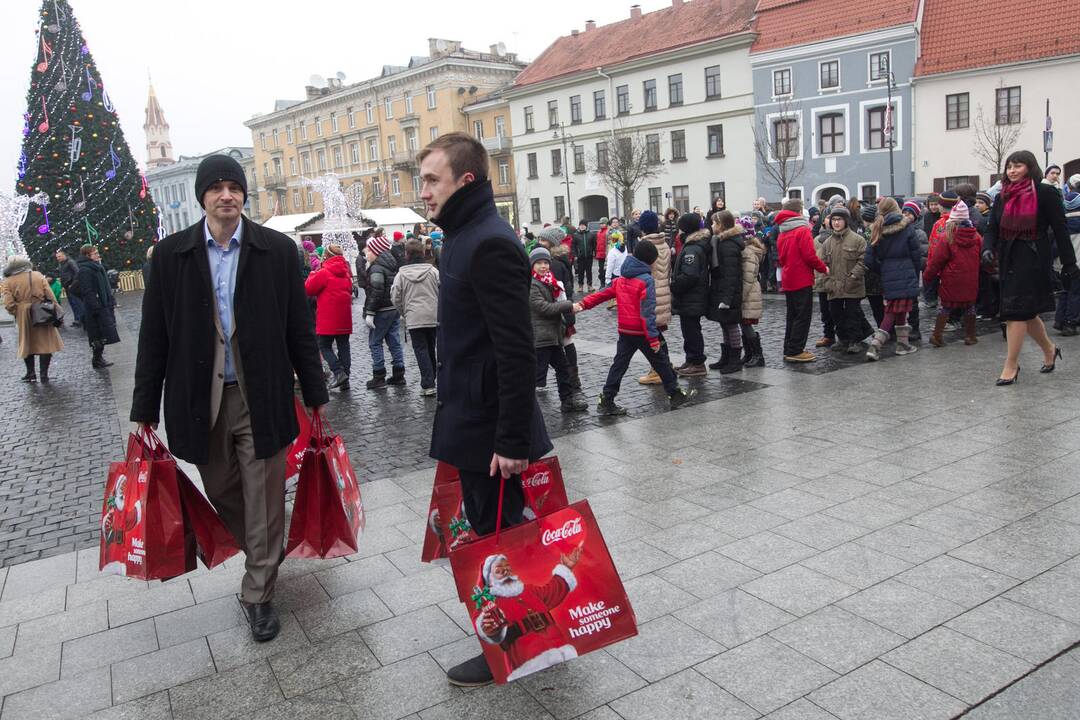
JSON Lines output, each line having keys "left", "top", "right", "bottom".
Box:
{"left": 933, "top": 178, "right": 945, "bottom": 193}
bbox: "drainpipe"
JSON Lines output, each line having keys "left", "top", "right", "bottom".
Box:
{"left": 596, "top": 66, "right": 619, "bottom": 217}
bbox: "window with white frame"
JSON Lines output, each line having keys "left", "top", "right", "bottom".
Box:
{"left": 314, "top": 117, "right": 322, "bottom": 137}
{"left": 573, "top": 145, "right": 584, "bottom": 173}
{"left": 527, "top": 153, "right": 538, "bottom": 178}
{"left": 412, "top": 174, "right": 421, "bottom": 194}
{"left": 387, "top": 135, "right": 397, "bottom": 155}
{"left": 524, "top": 106, "right": 534, "bottom": 132}
{"left": 301, "top": 152, "right": 311, "bottom": 173}
{"left": 299, "top": 120, "right": 307, "bottom": 140}
{"left": 316, "top": 149, "right": 326, "bottom": 170}
{"left": 495, "top": 115, "right": 506, "bottom": 137}
{"left": 593, "top": 90, "right": 606, "bottom": 120}
{"left": 290, "top": 157, "right": 297, "bottom": 175}
{"left": 596, "top": 141, "right": 609, "bottom": 171}
{"left": 787, "top": 187, "right": 803, "bottom": 200}
{"left": 707, "top": 125, "right": 724, "bottom": 157}
{"left": 372, "top": 177, "right": 382, "bottom": 197}
{"left": 365, "top": 102, "right": 374, "bottom": 124}
{"left": 306, "top": 188, "right": 314, "bottom": 206}
{"left": 259, "top": 132, "right": 266, "bottom": 150}
{"left": 818, "top": 113, "right": 844, "bottom": 154}
{"left": 819, "top": 60, "right": 840, "bottom": 90}
{"left": 347, "top": 107, "right": 355, "bottom": 128}
{"left": 474, "top": 120, "right": 484, "bottom": 139}
{"left": 646, "top": 134, "right": 660, "bottom": 164}
{"left": 391, "top": 174, "right": 400, "bottom": 195}
{"left": 866, "top": 103, "right": 894, "bottom": 150}
{"left": 498, "top": 158, "right": 510, "bottom": 186}
{"left": 869, "top": 51, "right": 890, "bottom": 82}
{"left": 859, "top": 183, "right": 879, "bottom": 203}
{"left": 705, "top": 66, "right": 722, "bottom": 99}
{"left": 333, "top": 146, "right": 342, "bottom": 168}
{"left": 293, "top": 189, "right": 300, "bottom": 208}
{"left": 551, "top": 149, "right": 562, "bottom": 176}
{"left": 404, "top": 92, "right": 413, "bottom": 114}
{"left": 643, "top": 79, "right": 657, "bottom": 111}
{"left": 384, "top": 97, "right": 393, "bottom": 119}
{"left": 668, "top": 73, "right": 683, "bottom": 106}
{"left": 548, "top": 99, "right": 559, "bottom": 127}
{"left": 648, "top": 187, "right": 662, "bottom": 213}
{"left": 570, "top": 95, "right": 581, "bottom": 124}
{"left": 286, "top": 124, "right": 293, "bottom": 144}
{"left": 350, "top": 144, "right": 360, "bottom": 164}
{"left": 773, "top": 69, "right": 792, "bottom": 97}
{"left": 405, "top": 128, "right": 418, "bottom": 152}
{"left": 367, "top": 138, "right": 378, "bottom": 161}
{"left": 272, "top": 129, "right": 279, "bottom": 147}
{"left": 429, "top": 127, "right": 439, "bottom": 141}
{"left": 671, "top": 130, "right": 686, "bottom": 161}
{"left": 426, "top": 85, "right": 437, "bottom": 109}
{"left": 554, "top": 196, "right": 565, "bottom": 220}
{"left": 672, "top": 185, "right": 690, "bottom": 214}
{"left": 616, "top": 85, "right": 630, "bottom": 115}
{"left": 330, "top": 112, "right": 338, "bottom": 133}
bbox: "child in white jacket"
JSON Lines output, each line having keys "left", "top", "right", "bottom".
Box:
{"left": 605, "top": 230, "right": 627, "bottom": 309}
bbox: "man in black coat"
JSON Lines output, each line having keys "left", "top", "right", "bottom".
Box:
{"left": 570, "top": 219, "right": 595, "bottom": 291}
{"left": 76, "top": 245, "right": 119, "bottom": 367}
{"left": 131, "top": 155, "right": 327, "bottom": 643}
{"left": 419, "top": 133, "right": 552, "bottom": 687}
{"left": 55, "top": 248, "right": 84, "bottom": 328}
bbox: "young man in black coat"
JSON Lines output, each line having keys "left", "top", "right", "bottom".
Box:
{"left": 419, "top": 133, "right": 552, "bottom": 687}
{"left": 570, "top": 219, "right": 595, "bottom": 291}
{"left": 55, "top": 248, "right": 84, "bottom": 327}
{"left": 131, "top": 155, "right": 327, "bottom": 643}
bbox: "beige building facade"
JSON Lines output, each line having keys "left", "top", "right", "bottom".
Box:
{"left": 245, "top": 40, "right": 524, "bottom": 222}
{"left": 462, "top": 88, "right": 518, "bottom": 227}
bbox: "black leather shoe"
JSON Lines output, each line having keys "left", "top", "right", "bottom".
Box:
{"left": 244, "top": 601, "right": 280, "bottom": 642}
{"left": 1041, "top": 347, "right": 1063, "bottom": 373}
{"left": 996, "top": 366, "right": 1020, "bottom": 386}
{"left": 446, "top": 653, "right": 493, "bottom": 687}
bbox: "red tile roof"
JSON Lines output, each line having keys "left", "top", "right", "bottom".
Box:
{"left": 751, "top": 0, "right": 920, "bottom": 53}
{"left": 915, "top": 0, "right": 1080, "bottom": 76}
{"left": 513, "top": 0, "right": 756, "bottom": 89}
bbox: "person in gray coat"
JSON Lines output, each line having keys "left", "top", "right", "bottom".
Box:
{"left": 391, "top": 239, "right": 440, "bottom": 396}
{"left": 528, "top": 247, "right": 587, "bottom": 413}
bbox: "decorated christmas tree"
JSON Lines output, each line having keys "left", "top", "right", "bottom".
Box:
{"left": 15, "top": 0, "right": 160, "bottom": 271}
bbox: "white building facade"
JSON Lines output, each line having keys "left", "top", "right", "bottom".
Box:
{"left": 912, "top": 55, "right": 1080, "bottom": 193}
{"left": 506, "top": 30, "right": 758, "bottom": 228}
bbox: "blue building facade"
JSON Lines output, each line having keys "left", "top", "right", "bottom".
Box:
{"left": 751, "top": 25, "right": 919, "bottom": 205}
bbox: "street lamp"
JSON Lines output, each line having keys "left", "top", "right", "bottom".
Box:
{"left": 553, "top": 122, "right": 575, "bottom": 221}
{"left": 884, "top": 54, "right": 896, "bottom": 198}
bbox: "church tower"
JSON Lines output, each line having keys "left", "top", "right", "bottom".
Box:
{"left": 144, "top": 78, "right": 174, "bottom": 169}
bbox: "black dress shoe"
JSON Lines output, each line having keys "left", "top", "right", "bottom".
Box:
{"left": 1041, "top": 347, "right": 1063, "bottom": 373}
{"left": 446, "top": 653, "right": 494, "bottom": 687}
{"left": 996, "top": 366, "right": 1020, "bottom": 386}
{"left": 244, "top": 601, "right": 280, "bottom": 642}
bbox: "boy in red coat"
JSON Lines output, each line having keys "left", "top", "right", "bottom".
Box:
{"left": 924, "top": 200, "right": 982, "bottom": 346}
{"left": 575, "top": 242, "right": 695, "bottom": 415}
{"left": 775, "top": 199, "right": 829, "bottom": 362}
{"left": 304, "top": 243, "right": 355, "bottom": 389}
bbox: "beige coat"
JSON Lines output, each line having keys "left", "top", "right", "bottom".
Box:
{"left": 741, "top": 237, "right": 765, "bottom": 321}
{"left": 642, "top": 232, "right": 672, "bottom": 329}
{"left": 2, "top": 267, "right": 64, "bottom": 359}
{"left": 813, "top": 234, "right": 830, "bottom": 293}
{"left": 821, "top": 228, "right": 868, "bottom": 300}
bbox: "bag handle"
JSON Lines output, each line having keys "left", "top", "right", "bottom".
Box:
{"left": 310, "top": 406, "right": 335, "bottom": 441}
{"left": 493, "top": 474, "right": 506, "bottom": 545}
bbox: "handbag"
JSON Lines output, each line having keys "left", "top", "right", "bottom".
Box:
{"left": 25, "top": 273, "right": 63, "bottom": 326}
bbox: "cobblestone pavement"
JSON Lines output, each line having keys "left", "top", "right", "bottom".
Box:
{"left": 1, "top": 278, "right": 1079, "bottom": 718}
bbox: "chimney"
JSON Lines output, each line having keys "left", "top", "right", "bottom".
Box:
{"left": 585, "top": 19, "right": 596, "bottom": 31}
{"left": 571, "top": 29, "right": 579, "bottom": 36}
{"left": 304, "top": 85, "right": 321, "bottom": 100}
{"left": 672, "top": 0, "right": 684, "bottom": 6}
{"left": 630, "top": 4, "right": 642, "bottom": 19}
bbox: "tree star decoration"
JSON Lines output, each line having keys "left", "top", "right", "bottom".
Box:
{"left": 302, "top": 173, "right": 359, "bottom": 266}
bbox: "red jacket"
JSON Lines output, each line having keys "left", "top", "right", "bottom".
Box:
{"left": 580, "top": 256, "right": 659, "bottom": 341}
{"left": 595, "top": 227, "right": 608, "bottom": 260}
{"left": 304, "top": 254, "right": 353, "bottom": 335}
{"left": 923, "top": 224, "right": 981, "bottom": 305}
{"left": 775, "top": 210, "right": 828, "bottom": 292}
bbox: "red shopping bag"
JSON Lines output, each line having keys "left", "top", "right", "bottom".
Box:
{"left": 285, "top": 410, "right": 366, "bottom": 558}
{"left": 286, "top": 396, "right": 313, "bottom": 480}
{"left": 420, "top": 461, "right": 460, "bottom": 562}
{"left": 447, "top": 485, "right": 637, "bottom": 684}
{"left": 99, "top": 439, "right": 188, "bottom": 580}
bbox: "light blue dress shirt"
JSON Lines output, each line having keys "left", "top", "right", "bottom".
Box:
{"left": 204, "top": 219, "right": 242, "bottom": 383}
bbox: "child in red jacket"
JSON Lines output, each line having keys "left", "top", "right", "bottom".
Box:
{"left": 575, "top": 242, "right": 695, "bottom": 415}
{"left": 775, "top": 199, "right": 829, "bottom": 362}
{"left": 924, "top": 200, "right": 982, "bottom": 346}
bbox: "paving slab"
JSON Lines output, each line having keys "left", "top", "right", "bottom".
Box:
{"left": 0, "top": 642, "right": 61, "bottom": 700}
{"left": 945, "top": 596, "right": 1080, "bottom": 665}
{"left": 254, "top": 685, "right": 358, "bottom": 720}
{"left": 808, "top": 660, "right": 967, "bottom": 720}
{"left": 742, "top": 565, "right": 855, "bottom": 616}
{"left": 153, "top": 593, "right": 246, "bottom": 649}
{"left": 606, "top": 614, "right": 724, "bottom": 682}
{"left": 268, "top": 629, "right": 379, "bottom": 698}
{"left": 769, "top": 605, "right": 905, "bottom": 674}
{"left": 83, "top": 691, "right": 172, "bottom": 720}
{"left": 338, "top": 653, "right": 459, "bottom": 720}
{"left": 110, "top": 637, "right": 216, "bottom": 704}
{"left": 60, "top": 618, "right": 158, "bottom": 678}
{"left": 418, "top": 682, "right": 555, "bottom": 720}
{"left": 14, "top": 599, "right": 108, "bottom": 652}
{"left": 0, "top": 665, "right": 112, "bottom": 720}
{"left": 675, "top": 588, "right": 797, "bottom": 648}
{"left": 608, "top": 668, "right": 756, "bottom": 720}
{"left": 963, "top": 648, "right": 1080, "bottom": 719}
{"left": 837, "top": 579, "right": 964, "bottom": 639}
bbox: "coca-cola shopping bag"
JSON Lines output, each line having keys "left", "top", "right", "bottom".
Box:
{"left": 285, "top": 410, "right": 366, "bottom": 558}
{"left": 420, "top": 461, "right": 460, "bottom": 562}
{"left": 99, "top": 445, "right": 188, "bottom": 580}
{"left": 448, "top": 497, "right": 637, "bottom": 684}
{"left": 286, "top": 396, "right": 313, "bottom": 480}
{"left": 127, "top": 428, "right": 240, "bottom": 570}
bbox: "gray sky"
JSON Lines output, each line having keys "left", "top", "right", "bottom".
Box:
{"left": 2, "top": 0, "right": 672, "bottom": 183}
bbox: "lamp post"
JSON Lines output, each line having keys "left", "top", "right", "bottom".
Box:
{"left": 553, "top": 122, "right": 575, "bottom": 221}
{"left": 885, "top": 53, "right": 896, "bottom": 198}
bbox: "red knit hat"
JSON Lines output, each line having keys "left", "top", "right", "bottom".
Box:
{"left": 393, "top": 231, "right": 404, "bottom": 241}
{"left": 367, "top": 235, "right": 392, "bottom": 256}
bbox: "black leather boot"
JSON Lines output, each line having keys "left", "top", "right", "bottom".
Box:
{"left": 39, "top": 354, "right": 51, "bottom": 384}
{"left": 387, "top": 366, "right": 407, "bottom": 385}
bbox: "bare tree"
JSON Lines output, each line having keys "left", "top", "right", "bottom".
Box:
{"left": 587, "top": 128, "right": 664, "bottom": 217}
{"left": 753, "top": 97, "right": 804, "bottom": 198}
{"left": 972, "top": 103, "right": 1025, "bottom": 178}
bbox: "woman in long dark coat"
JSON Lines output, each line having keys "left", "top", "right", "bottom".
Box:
{"left": 983, "top": 150, "right": 1080, "bottom": 385}
{"left": 76, "top": 244, "right": 120, "bottom": 369}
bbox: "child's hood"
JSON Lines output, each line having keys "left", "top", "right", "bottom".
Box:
{"left": 951, "top": 224, "right": 981, "bottom": 249}
{"left": 397, "top": 262, "right": 436, "bottom": 283}
{"left": 619, "top": 255, "right": 652, "bottom": 279}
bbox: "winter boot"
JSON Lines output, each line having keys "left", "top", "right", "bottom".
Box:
{"left": 895, "top": 325, "right": 918, "bottom": 355}
{"left": 668, "top": 387, "right": 697, "bottom": 409}
{"left": 387, "top": 366, "right": 407, "bottom": 385}
{"left": 676, "top": 363, "right": 707, "bottom": 377}
{"left": 568, "top": 365, "right": 582, "bottom": 391}
{"left": 709, "top": 344, "right": 730, "bottom": 370}
{"left": 366, "top": 369, "right": 387, "bottom": 390}
{"left": 865, "top": 329, "right": 889, "bottom": 361}
{"left": 21, "top": 357, "right": 36, "bottom": 383}
{"left": 328, "top": 369, "right": 349, "bottom": 389}
{"left": 637, "top": 369, "right": 662, "bottom": 385}
{"left": 560, "top": 392, "right": 589, "bottom": 413}
{"left": 930, "top": 314, "right": 948, "bottom": 347}
{"left": 39, "top": 354, "right": 51, "bottom": 384}
{"left": 596, "top": 394, "right": 627, "bottom": 416}
{"left": 963, "top": 314, "right": 978, "bottom": 345}
{"left": 91, "top": 342, "right": 113, "bottom": 369}
{"left": 744, "top": 334, "right": 765, "bottom": 368}
{"left": 719, "top": 346, "right": 744, "bottom": 374}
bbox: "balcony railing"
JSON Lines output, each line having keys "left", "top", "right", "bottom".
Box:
{"left": 482, "top": 136, "right": 513, "bottom": 154}
{"left": 264, "top": 172, "right": 288, "bottom": 190}
{"left": 390, "top": 149, "right": 418, "bottom": 169}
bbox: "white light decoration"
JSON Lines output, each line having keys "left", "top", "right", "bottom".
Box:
{"left": 0, "top": 191, "right": 47, "bottom": 267}
{"left": 302, "top": 173, "right": 359, "bottom": 266}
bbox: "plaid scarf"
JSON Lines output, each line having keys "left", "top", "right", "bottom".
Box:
{"left": 532, "top": 269, "right": 561, "bottom": 299}
{"left": 1000, "top": 179, "right": 1038, "bottom": 241}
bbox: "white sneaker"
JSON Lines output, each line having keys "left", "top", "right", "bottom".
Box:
{"left": 420, "top": 387, "right": 437, "bottom": 397}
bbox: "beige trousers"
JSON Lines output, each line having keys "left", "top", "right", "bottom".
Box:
{"left": 197, "top": 386, "right": 287, "bottom": 604}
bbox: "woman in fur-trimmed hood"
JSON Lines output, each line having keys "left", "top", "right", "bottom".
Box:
{"left": 2, "top": 255, "right": 63, "bottom": 382}
{"left": 864, "top": 197, "right": 922, "bottom": 359}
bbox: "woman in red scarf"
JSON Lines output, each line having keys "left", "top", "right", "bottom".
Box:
{"left": 983, "top": 150, "right": 1080, "bottom": 385}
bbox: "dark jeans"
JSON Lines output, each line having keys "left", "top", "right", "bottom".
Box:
{"left": 679, "top": 314, "right": 706, "bottom": 364}
{"left": 908, "top": 299, "right": 921, "bottom": 336}
{"left": 318, "top": 334, "right": 351, "bottom": 375}
{"left": 818, "top": 292, "right": 835, "bottom": 340}
{"left": 576, "top": 257, "right": 594, "bottom": 288}
{"left": 783, "top": 287, "right": 814, "bottom": 356}
{"left": 603, "top": 333, "right": 678, "bottom": 398}
{"left": 66, "top": 291, "right": 85, "bottom": 324}
{"left": 409, "top": 327, "right": 437, "bottom": 389}
{"left": 535, "top": 344, "right": 572, "bottom": 400}
{"left": 368, "top": 309, "right": 404, "bottom": 371}
{"left": 867, "top": 294, "right": 885, "bottom": 326}
{"left": 829, "top": 298, "right": 873, "bottom": 344}
{"left": 458, "top": 469, "right": 525, "bottom": 536}
{"left": 1056, "top": 283, "right": 1080, "bottom": 327}
{"left": 597, "top": 258, "right": 606, "bottom": 287}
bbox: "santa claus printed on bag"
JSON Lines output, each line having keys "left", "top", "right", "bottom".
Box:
{"left": 473, "top": 540, "right": 583, "bottom": 682}
{"left": 100, "top": 466, "right": 146, "bottom": 575}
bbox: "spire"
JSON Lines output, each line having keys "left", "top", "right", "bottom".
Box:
{"left": 144, "top": 77, "right": 174, "bottom": 168}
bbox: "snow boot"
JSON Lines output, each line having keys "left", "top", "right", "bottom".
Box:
{"left": 560, "top": 392, "right": 589, "bottom": 413}
{"left": 719, "top": 347, "right": 744, "bottom": 374}
{"left": 39, "top": 354, "right": 51, "bottom": 384}
{"left": 930, "top": 314, "right": 948, "bottom": 347}
{"left": 596, "top": 394, "right": 627, "bottom": 416}
{"left": 865, "top": 329, "right": 889, "bottom": 361}
{"left": 366, "top": 369, "right": 387, "bottom": 390}
{"left": 21, "top": 357, "right": 36, "bottom": 383}
{"left": 709, "top": 343, "right": 730, "bottom": 370}
{"left": 387, "top": 366, "right": 407, "bottom": 385}
{"left": 895, "top": 325, "right": 918, "bottom": 355}
{"left": 963, "top": 314, "right": 978, "bottom": 345}
{"left": 743, "top": 334, "right": 765, "bottom": 368}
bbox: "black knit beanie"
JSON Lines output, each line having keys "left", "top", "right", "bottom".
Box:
{"left": 633, "top": 240, "right": 658, "bottom": 265}
{"left": 677, "top": 212, "right": 702, "bottom": 236}
{"left": 195, "top": 154, "right": 248, "bottom": 208}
